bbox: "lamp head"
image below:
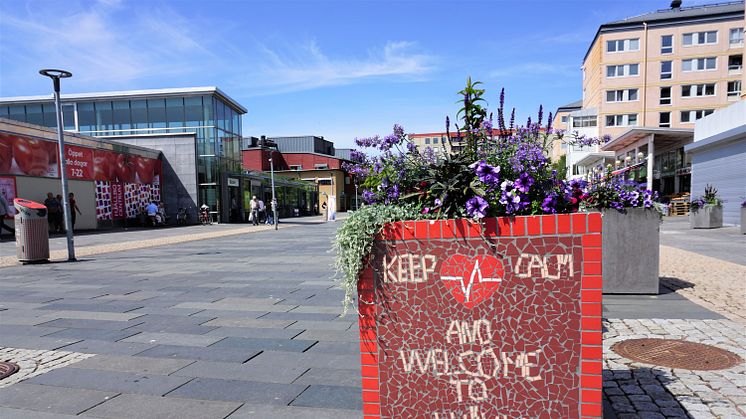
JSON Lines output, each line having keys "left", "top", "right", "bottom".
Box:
{"left": 39, "top": 69, "right": 72, "bottom": 79}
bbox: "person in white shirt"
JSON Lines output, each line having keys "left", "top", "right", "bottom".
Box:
{"left": 249, "top": 196, "right": 259, "bottom": 226}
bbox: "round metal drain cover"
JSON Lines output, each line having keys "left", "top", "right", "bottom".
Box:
{"left": 612, "top": 339, "right": 742, "bottom": 371}
{"left": 0, "top": 361, "right": 19, "bottom": 380}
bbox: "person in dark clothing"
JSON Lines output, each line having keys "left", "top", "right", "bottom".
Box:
{"left": 0, "top": 192, "right": 13, "bottom": 240}
{"left": 69, "top": 193, "right": 82, "bottom": 230}
{"left": 44, "top": 192, "right": 60, "bottom": 233}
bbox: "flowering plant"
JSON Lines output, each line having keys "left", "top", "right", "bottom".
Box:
{"left": 691, "top": 184, "right": 723, "bottom": 211}
{"left": 334, "top": 79, "right": 659, "bottom": 311}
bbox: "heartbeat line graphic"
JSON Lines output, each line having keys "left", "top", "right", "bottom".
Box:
{"left": 441, "top": 259, "right": 502, "bottom": 302}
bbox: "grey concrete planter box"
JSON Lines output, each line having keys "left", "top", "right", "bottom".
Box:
{"left": 741, "top": 207, "right": 746, "bottom": 234}
{"left": 602, "top": 208, "right": 660, "bottom": 294}
{"left": 689, "top": 205, "right": 723, "bottom": 229}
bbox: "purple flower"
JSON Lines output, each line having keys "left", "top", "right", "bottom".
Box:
{"left": 473, "top": 160, "right": 500, "bottom": 186}
{"left": 406, "top": 142, "right": 416, "bottom": 153}
{"left": 434, "top": 198, "right": 442, "bottom": 207}
{"left": 362, "top": 190, "right": 377, "bottom": 204}
{"left": 466, "top": 196, "right": 489, "bottom": 219}
{"left": 541, "top": 194, "right": 558, "bottom": 214}
{"left": 514, "top": 173, "right": 534, "bottom": 193}
{"left": 482, "top": 119, "right": 493, "bottom": 132}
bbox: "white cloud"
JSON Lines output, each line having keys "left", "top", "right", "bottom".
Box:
{"left": 243, "top": 40, "right": 436, "bottom": 95}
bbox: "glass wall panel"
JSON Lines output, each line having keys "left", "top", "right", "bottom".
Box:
{"left": 184, "top": 96, "right": 202, "bottom": 127}
{"left": 77, "top": 102, "right": 95, "bottom": 132}
{"left": 8, "top": 106, "right": 26, "bottom": 123}
{"left": 131, "top": 100, "right": 147, "bottom": 130}
{"left": 147, "top": 99, "right": 166, "bottom": 128}
{"left": 203, "top": 95, "right": 213, "bottom": 125}
{"left": 95, "top": 101, "right": 113, "bottom": 131}
{"left": 216, "top": 100, "right": 225, "bottom": 130}
{"left": 112, "top": 101, "right": 131, "bottom": 132}
{"left": 166, "top": 97, "right": 185, "bottom": 128}
{"left": 233, "top": 110, "right": 240, "bottom": 136}
{"left": 0, "top": 106, "right": 9, "bottom": 118}
{"left": 62, "top": 104, "right": 76, "bottom": 131}
{"left": 26, "top": 104, "right": 44, "bottom": 126}
{"left": 42, "top": 103, "right": 58, "bottom": 127}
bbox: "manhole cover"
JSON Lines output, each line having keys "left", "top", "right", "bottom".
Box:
{"left": 612, "top": 339, "right": 743, "bottom": 371}
{"left": 0, "top": 362, "right": 19, "bottom": 380}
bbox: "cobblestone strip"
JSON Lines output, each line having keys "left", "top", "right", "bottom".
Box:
{"left": 605, "top": 319, "right": 746, "bottom": 418}
{"left": 0, "top": 347, "right": 94, "bottom": 388}
{"left": 0, "top": 223, "right": 296, "bottom": 267}
{"left": 660, "top": 245, "right": 746, "bottom": 325}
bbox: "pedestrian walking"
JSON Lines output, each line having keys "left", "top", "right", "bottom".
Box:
{"left": 68, "top": 193, "right": 82, "bottom": 230}
{"left": 55, "top": 194, "right": 64, "bottom": 232}
{"left": 0, "top": 191, "right": 14, "bottom": 240}
{"left": 44, "top": 192, "right": 60, "bottom": 233}
{"left": 258, "top": 198, "right": 266, "bottom": 224}
{"left": 249, "top": 196, "right": 259, "bottom": 226}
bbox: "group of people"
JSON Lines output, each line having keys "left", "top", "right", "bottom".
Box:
{"left": 248, "top": 195, "right": 274, "bottom": 226}
{"left": 44, "top": 192, "right": 82, "bottom": 233}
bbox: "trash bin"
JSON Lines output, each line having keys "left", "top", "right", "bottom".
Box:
{"left": 14, "top": 198, "right": 49, "bottom": 263}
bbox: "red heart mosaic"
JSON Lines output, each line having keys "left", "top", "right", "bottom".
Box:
{"left": 439, "top": 254, "right": 504, "bottom": 308}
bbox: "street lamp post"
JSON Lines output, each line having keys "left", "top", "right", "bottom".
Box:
{"left": 268, "top": 151, "right": 278, "bottom": 231}
{"left": 39, "top": 69, "right": 75, "bottom": 261}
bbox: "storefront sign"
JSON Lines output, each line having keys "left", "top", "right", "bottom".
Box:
{"left": 359, "top": 215, "right": 603, "bottom": 418}
{"left": 227, "top": 177, "right": 239, "bottom": 187}
{"left": 65, "top": 145, "right": 94, "bottom": 180}
{"left": 110, "top": 182, "right": 125, "bottom": 220}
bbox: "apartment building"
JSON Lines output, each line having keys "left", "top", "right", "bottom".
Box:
{"left": 564, "top": 0, "right": 744, "bottom": 196}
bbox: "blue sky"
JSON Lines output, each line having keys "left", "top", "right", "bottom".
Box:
{"left": 0, "top": 0, "right": 716, "bottom": 148}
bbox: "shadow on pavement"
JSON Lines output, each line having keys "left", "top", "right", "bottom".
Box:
{"left": 603, "top": 366, "right": 689, "bottom": 418}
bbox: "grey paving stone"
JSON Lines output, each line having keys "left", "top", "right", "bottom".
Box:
{"left": 37, "top": 302, "right": 144, "bottom": 313}
{"left": 209, "top": 336, "right": 317, "bottom": 352}
{"left": 187, "top": 309, "right": 269, "bottom": 319}
{"left": 43, "top": 310, "right": 145, "bottom": 321}
{"left": 204, "top": 326, "right": 302, "bottom": 339}
{"left": 135, "top": 344, "right": 260, "bottom": 363}
{"left": 247, "top": 351, "right": 361, "bottom": 371}
{"left": 0, "top": 407, "right": 80, "bottom": 419}
{"left": 84, "top": 393, "right": 241, "bottom": 419}
{"left": 25, "top": 367, "right": 192, "bottom": 396}
{"left": 0, "top": 335, "right": 82, "bottom": 351}
{"left": 0, "top": 324, "right": 64, "bottom": 337}
{"left": 226, "top": 403, "right": 362, "bottom": 419}
{"left": 292, "top": 329, "right": 360, "bottom": 343}
{"left": 0, "top": 383, "right": 118, "bottom": 415}
{"left": 124, "top": 322, "right": 218, "bottom": 335}
{"left": 259, "top": 311, "right": 340, "bottom": 321}
{"left": 201, "top": 318, "right": 296, "bottom": 329}
{"left": 306, "top": 341, "right": 361, "bottom": 355}
{"left": 172, "top": 360, "right": 308, "bottom": 384}
{"left": 166, "top": 377, "right": 307, "bottom": 405}
{"left": 290, "top": 384, "right": 363, "bottom": 410}
{"left": 120, "top": 332, "right": 224, "bottom": 347}
{"left": 72, "top": 354, "right": 195, "bottom": 375}
{"left": 44, "top": 328, "right": 140, "bottom": 342}
{"left": 293, "top": 368, "right": 363, "bottom": 388}
{"left": 59, "top": 339, "right": 157, "bottom": 355}
{"left": 36, "top": 318, "right": 143, "bottom": 331}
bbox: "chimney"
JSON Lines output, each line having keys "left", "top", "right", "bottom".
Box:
{"left": 671, "top": 0, "right": 682, "bottom": 9}
{"left": 260, "top": 135, "right": 266, "bottom": 148}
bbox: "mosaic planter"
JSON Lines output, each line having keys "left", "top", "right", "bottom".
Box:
{"left": 690, "top": 205, "right": 723, "bottom": 229}
{"left": 602, "top": 208, "right": 660, "bottom": 294}
{"left": 357, "top": 213, "right": 603, "bottom": 418}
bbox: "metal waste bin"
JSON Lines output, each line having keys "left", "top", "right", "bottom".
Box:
{"left": 14, "top": 198, "right": 50, "bottom": 263}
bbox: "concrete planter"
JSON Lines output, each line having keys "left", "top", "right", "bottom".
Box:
{"left": 690, "top": 205, "right": 723, "bottom": 229}
{"left": 357, "top": 214, "right": 603, "bottom": 418}
{"left": 602, "top": 208, "right": 660, "bottom": 294}
{"left": 741, "top": 207, "right": 746, "bottom": 234}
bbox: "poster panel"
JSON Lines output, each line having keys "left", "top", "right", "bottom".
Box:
{"left": 64, "top": 144, "right": 94, "bottom": 180}
{"left": 0, "top": 176, "right": 17, "bottom": 218}
{"left": 110, "top": 182, "right": 125, "bottom": 220}
{"left": 0, "top": 132, "right": 59, "bottom": 177}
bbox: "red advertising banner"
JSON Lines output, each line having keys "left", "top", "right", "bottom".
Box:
{"left": 110, "top": 182, "right": 125, "bottom": 220}
{"left": 65, "top": 144, "right": 94, "bottom": 180}
{"left": 358, "top": 215, "right": 604, "bottom": 418}
{"left": 0, "top": 132, "right": 58, "bottom": 177}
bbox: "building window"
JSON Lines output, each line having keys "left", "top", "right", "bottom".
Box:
{"left": 607, "top": 38, "right": 640, "bottom": 53}
{"left": 680, "top": 109, "right": 714, "bottom": 123}
{"left": 728, "top": 55, "right": 743, "bottom": 72}
{"left": 289, "top": 165, "right": 302, "bottom": 170}
{"left": 561, "top": 115, "right": 568, "bottom": 123}
{"left": 605, "top": 114, "right": 638, "bottom": 127}
{"left": 606, "top": 63, "right": 639, "bottom": 78}
{"left": 314, "top": 164, "right": 329, "bottom": 169}
{"left": 661, "top": 35, "right": 673, "bottom": 54}
{"left": 659, "top": 87, "right": 672, "bottom": 105}
{"left": 659, "top": 112, "right": 671, "bottom": 128}
{"left": 424, "top": 138, "right": 430, "bottom": 144}
{"left": 683, "top": 31, "right": 717, "bottom": 46}
{"left": 727, "top": 80, "right": 741, "bottom": 98}
{"left": 682, "top": 57, "right": 716, "bottom": 72}
{"left": 606, "top": 88, "right": 638, "bottom": 102}
{"left": 681, "top": 83, "right": 716, "bottom": 98}
{"left": 660, "top": 61, "right": 672, "bottom": 79}
{"left": 730, "top": 28, "right": 744, "bottom": 46}
{"left": 572, "top": 116, "right": 597, "bottom": 128}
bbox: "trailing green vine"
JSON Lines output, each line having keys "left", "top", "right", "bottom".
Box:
{"left": 332, "top": 204, "right": 423, "bottom": 313}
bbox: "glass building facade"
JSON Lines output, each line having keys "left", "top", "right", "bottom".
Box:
{"left": 0, "top": 88, "right": 246, "bottom": 216}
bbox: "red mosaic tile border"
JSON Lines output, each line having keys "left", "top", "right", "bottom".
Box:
{"left": 358, "top": 213, "right": 604, "bottom": 418}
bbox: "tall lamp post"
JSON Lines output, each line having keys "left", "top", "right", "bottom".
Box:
{"left": 40, "top": 69, "right": 75, "bottom": 261}
{"left": 268, "top": 151, "right": 278, "bottom": 231}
